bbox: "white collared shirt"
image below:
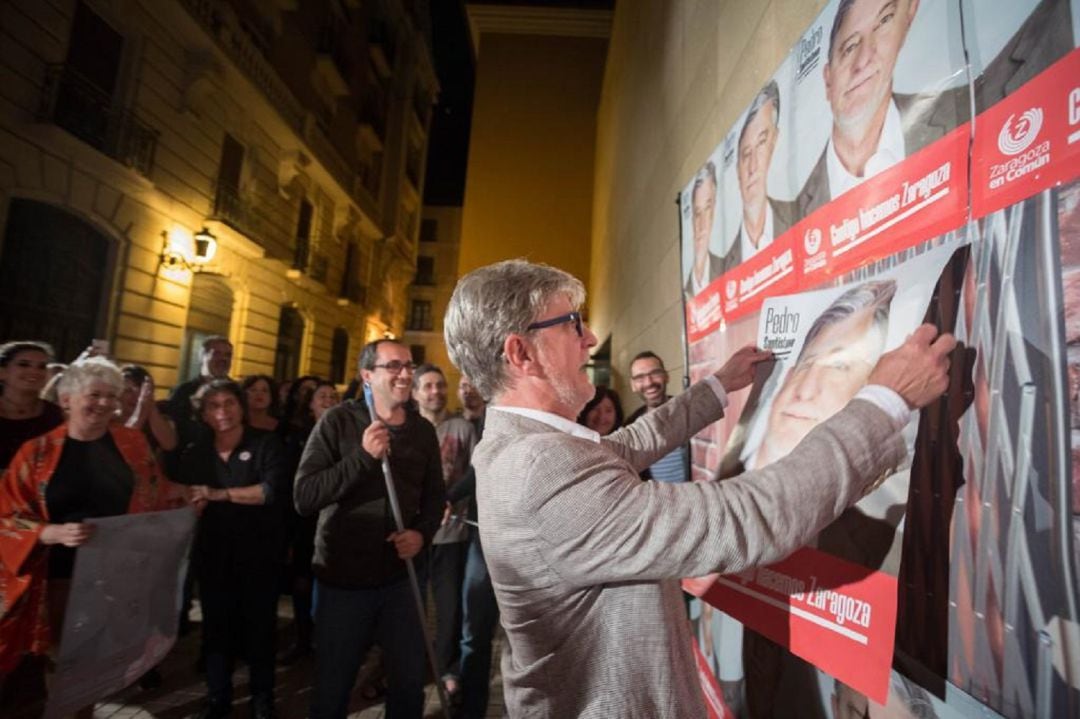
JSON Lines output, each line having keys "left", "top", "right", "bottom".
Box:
{"left": 492, "top": 377, "right": 730, "bottom": 442}
{"left": 490, "top": 405, "right": 602, "bottom": 443}
{"left": 739, "top": 203, "right": 775, "bottom": 263}
{"left": 826, "top": 98, "right": 905, "bottom": 199}
{"left": 689, "top": 262, "right": 711, "bottom": 296}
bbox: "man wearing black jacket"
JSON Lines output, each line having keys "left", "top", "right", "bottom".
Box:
{"left": 295, "top": 339, "right": 444, "bottom": 719}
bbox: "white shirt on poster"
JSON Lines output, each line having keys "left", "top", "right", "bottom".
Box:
{"left": 825, "top": 98, "right": 905, "bottom": 199}
{"left": 738, "top": 203, "right": 776, "bottom": 263}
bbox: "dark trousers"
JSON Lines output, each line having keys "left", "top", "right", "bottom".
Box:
{"left": 429, "top": 541, "right": 468, "bottom": 678}
{"left": 311, "top": 577, "right": 427, "bottom": 719}
{"left": 199, "top": 568, "right": 278, "bottom": 705}
{"left": 458, "top": 534, "right": 500, "bottom": 719}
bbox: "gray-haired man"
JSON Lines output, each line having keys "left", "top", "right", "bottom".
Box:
{"left": 444, "top": 259, "right": 954, "bottom": 717}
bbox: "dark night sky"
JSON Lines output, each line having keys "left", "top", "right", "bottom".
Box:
{"left": 422, "top": 1, "right": 475, "bottom": 206}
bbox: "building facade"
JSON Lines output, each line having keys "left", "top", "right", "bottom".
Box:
{"left": 402, "top": 204, "right": 462, "bottom": 407}
{"left": 0, "top": 0, "right": 437, "bottom": 389}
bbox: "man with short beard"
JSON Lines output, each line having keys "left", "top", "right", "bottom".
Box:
{"left": 443, "top": 259, "right": 954, "bottom": 717}
{"left": 627, "top": 351, "right": 688, "bottom": 483}
{"left": 412, "top": 363, "right": 477, "bottom": 702}
{"left": 294, "top": 340, "right": 444, "bottom": 719}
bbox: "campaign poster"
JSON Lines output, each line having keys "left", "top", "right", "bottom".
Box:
{"left": 678, "top": 1, "right": 1080, "bottom": 716}
{"left": 689, "top": 241, "right": 960, "bottom": 701}
{"left": 44, "top": 508, "right": 196, "bottom": 718}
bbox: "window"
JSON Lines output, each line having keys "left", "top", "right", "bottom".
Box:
{"left": 330, "top": 328, "right": 349, "bottom": 384}
{"left": 214, "top": 133, "right": 245, "bottom": 223}
{"left": 420, "top": 218, "right": 437, "bottom": 243}
{"left": 410, "top": 344, "right": 426, "bottom": 364}
{"left": 415, "top": 256, "right": 435, "bottom": 286}
{"left": 274, "top": 306, "right": 305, "bottom": 381}
{"left": 408, "top": 300, "right": 432, "bottom": 331}
{"left": 294, "top": 199, "right": 313, "bottom": 270}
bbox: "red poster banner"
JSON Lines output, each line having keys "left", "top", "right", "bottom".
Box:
{"left": 972, "top": 47, "right": 1080, "bottom": 218}
{"left": 689, "top": 547, "right": 899, "bottom": 705}
{"left": 796, "top": 124, "right": 970, "bottom": 289}
{"left": 692, "top": 638, "right": 735, "bottom": 719}
{"left": 685, "top": 280, "right": 725, "bottom": 343}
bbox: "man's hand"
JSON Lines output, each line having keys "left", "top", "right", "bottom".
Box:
{"left": 387, "top": 529, "right": 424, "bottom": 560}
{"left": 867, "top": 324, "right": 957, "bottom": 408}
{"left": 39, "top": 522, "right": 94, "bottom": 547}
{"left": 362, "top": 420, "right": 390, "bottom": 459}
{"left": 714, "top": 345, "right": 773, "bottom": 393}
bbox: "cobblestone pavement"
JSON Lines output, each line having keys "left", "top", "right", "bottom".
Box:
{"left": 88, "top": 599, "right": 505, "bottom": 718}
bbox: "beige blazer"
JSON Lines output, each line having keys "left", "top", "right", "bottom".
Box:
{"left": 473, "top": 382, "right": 905, "bottom": 718}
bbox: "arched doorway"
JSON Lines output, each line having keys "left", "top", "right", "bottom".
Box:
{"left": 180, "top": 274, "right": 233, "bottom": 382}
{"left": 0, "top": 198, "right": 112, "bottom": 361}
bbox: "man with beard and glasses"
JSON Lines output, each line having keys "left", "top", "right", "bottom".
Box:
{"left": 294, "top": 340, "right": 444, "bottom": 719}
{"left": 412, "top": 364, "right": 477, "bottom": 705}
{"left": 443, "top": 258, "right": 954, "bottom": 717}
{"left": 626, "top": 352, "right": 689, "bottom": 483}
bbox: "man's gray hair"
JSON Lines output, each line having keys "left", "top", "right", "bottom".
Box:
{"left": 692, "top": 161, "right": 717, "bottom": 194}
{"left": 738, "top": 80, "right": 780, "bottom": 146}
{"left": 57, "top": 355, "right": 124, "bottom": 398}
{"left": 798, "top": 279, "right": 897, "bottom": 363}
{"left": 445, "top": 260, "right": 585, "bottom": 401}
{"left": 828, "top": 0, "right": 857, "bottom": 59}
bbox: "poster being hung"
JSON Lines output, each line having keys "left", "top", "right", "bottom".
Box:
{"left": 687, "top": 240, "right": 960, "bottom": 703}
{"left": 44, "top": 508, "right": 196, "bottom": 718}
{"left": 681, "top": 0, "right": 971, "bottom": 341}
{"left": 679, "top": 1, "right": 1080, "bottom": 717}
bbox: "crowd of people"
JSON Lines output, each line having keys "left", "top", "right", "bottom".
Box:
{"left": 0, "top": 323, "right": 713, "bottom": 719}
{"left": 0, "top": 334, "right": 508, "bottom": 719}
{"left": 0, "top": 258, "right": 954, "bottom": 719}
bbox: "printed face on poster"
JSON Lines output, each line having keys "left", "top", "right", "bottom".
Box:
{"left": 680, "top": 0, "right": 970, "bottom": 304}
{"left": 677, "top": 0, "right": 1080, "bottom": 716}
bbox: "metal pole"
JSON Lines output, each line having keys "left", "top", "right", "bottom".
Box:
{"left": 363, "top": 384, "right": 451, "bottom": 719}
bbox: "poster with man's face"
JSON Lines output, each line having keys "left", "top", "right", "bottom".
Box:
{"left": 678, "top": 0, "right": 1080, "bottom": 715}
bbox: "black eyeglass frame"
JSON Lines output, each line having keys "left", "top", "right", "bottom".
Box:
{"left": 525, "top": 311, "right": 583, "bottom": 338}
{"left": 371, "top": 361, "right": 417, "bottom": 374}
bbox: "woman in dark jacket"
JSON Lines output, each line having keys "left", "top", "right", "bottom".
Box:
{"left": 182, "top": 380, "right": 286, "bottom": 719}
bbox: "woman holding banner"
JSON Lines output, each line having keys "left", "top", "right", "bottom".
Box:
{"left": 0, "top": 356, "right": 189, "bottom": 716}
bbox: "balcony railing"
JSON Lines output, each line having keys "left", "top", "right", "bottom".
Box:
{"left": 211, "top": 182, "right": 255, "bottom": 235}
{"left": 38, "top": 64, "right": 158, "bottom": 177}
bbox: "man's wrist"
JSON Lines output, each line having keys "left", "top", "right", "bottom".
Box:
{"left": 702, "top": 375, "right": 729, "bottom": 408}
{"left": 854, "top": 385, "right": 911, "bottom": 429}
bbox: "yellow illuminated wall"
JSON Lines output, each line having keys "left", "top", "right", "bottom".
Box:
{"left": 590, "top": 0, "right": 830, "bottom": 400}
{"left": 458, "top": 33, "right": 606, "bottom": 285}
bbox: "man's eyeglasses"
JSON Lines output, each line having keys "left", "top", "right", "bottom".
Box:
{"left": 630, "top": 368, "right": 667, "bottom": 383}
{"left": 526, "top": 311, "right": 583, "bottom": 338}
{"left": 372, "top": 361, "right": 416, "bottom": 374}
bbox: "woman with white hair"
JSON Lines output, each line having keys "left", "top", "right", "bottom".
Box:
{"left": 0, "top": 356, "right": 188, "bottom": 714}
